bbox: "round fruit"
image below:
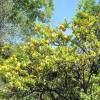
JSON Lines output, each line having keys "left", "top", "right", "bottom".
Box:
{"left": 60, "top": 24, "right": 66, "bottom": 31}
{"left": 64, "top": 36, "right": 68, "bottom": 40}
{"left": 34, "top": 26, "right": 38, "bottom": 32}
{"left": 64, "top": 36, "right": 70, "bottom": 41}
{"left": 45, "top": 40, "right": 49, "bottom": 44}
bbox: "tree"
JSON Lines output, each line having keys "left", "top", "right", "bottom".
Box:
{"left": 72, "top": 0, "right": 100, "bottom": 99}
{"left": 0, "top": 0, "right": 54, "bottom": 43}
{"left": 0, "top": 0, "right": 100, "bottom": 100}
{"left": 77, "top": 0, "right": 100, "bottom": 39}
{"left": 0, "top": 18, "right": 100, "bottom": 100}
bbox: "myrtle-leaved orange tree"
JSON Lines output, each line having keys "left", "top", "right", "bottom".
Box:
{"left": 0, "top": 0, "right": 100, "bottom": 100}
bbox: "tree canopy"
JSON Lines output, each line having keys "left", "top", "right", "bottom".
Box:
{"left": 0, "top": 0, "right": 54, "bottom": 43}
{"left": 0, "top": 0, "right": 100, "bottom": 100}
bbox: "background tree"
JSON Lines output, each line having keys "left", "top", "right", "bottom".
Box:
{"left": 0, "top": 0, "right": 54, "bottom": 43}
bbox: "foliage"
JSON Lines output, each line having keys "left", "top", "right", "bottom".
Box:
{"left": 0, "top": 0, "right": 54, "bottom": 43}
{"left": 77, "top": 0, "right": 100, "bottom": 15}
{"left": 0, "top": 0, "right": 100, "bottom": 100}
{"left": 0, "top": 17, "right": 100, "bottom": 99}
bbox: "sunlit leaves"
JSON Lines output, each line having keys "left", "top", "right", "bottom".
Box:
{"left": 0, "top": 1, "right": 100, "bottom": 99}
